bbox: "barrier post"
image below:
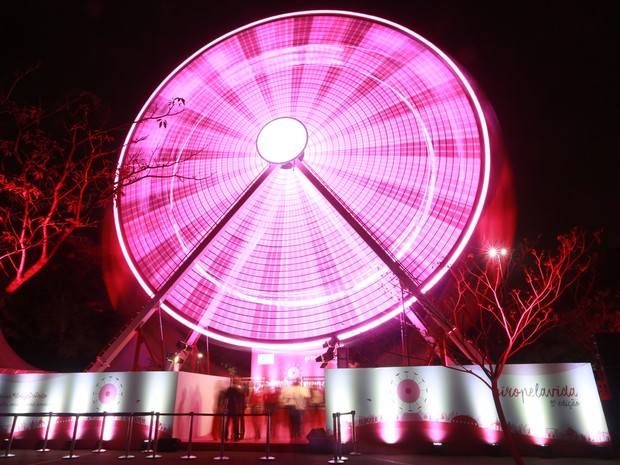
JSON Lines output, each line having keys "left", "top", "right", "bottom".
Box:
{"left": 336, "top": 413, "right": 347, "bottom": 462}
{"left": 260, "top": 412, "right": 274, "bottom": 461}
{"left": 181, "top": 412, "right": 196, "bottom": 460}
{"left": 328, "top": 413, "right": 343, "bottom": 464}
{"left": 1, "top": 415, "right": 17, "bottom": 458}
{"left": 349, "top": 410, "right": 361, "bottom": 455}
{"left": 62, "top": 414, "right": 80, "bottom": 459}
{"left": 93, "top": 412, "right": 107, "bottom": 453}
{"left": 142, "top": 411, "right": 155, "bottom": 452}
{"left": 146, "top": 412, "right": 162, "bottom": 459}
{"left": 119, "top": 412, "right": 135, "bottom": 459}
{"left": 36, "top": 412, "right": 53, "bottom": 452}
{"left": 213, "top": 414, "right": 229, "bottom": 461}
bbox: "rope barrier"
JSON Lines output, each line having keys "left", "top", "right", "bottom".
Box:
{"left": 0, "top": 410, "right": 279, "bottom": 461}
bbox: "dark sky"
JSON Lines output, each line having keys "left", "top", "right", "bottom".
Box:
{"left": 4, "top": 0, "right": 619, "bottom": 272}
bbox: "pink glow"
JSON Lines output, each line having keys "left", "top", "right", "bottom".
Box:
{"left": 397, "top": 378, "right": 421, "bottom": 404}
{"left": 114, "top": 11, "right": 490, "bottom": 349}
{"left": 481, "top": 428, "right": 502, "bottom": 445}
{"left": 98, "top": 383, "right": 118, "bottom": 404}
{"left": 425, "top": 423, "right": 448, "bottom": 443}
{"left": 379, "top": 421, "right": 403, "bottom": 444}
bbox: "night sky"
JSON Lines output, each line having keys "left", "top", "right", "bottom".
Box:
{"left": 0, "top": 0, "right": 615, "bottom": 425}
{"left": 3, "top": 2, "right": 618, "bottom": 290}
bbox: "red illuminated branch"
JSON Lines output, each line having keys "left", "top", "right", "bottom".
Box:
{"left": 0, "top": 70, "right": 193, "bottom": 294}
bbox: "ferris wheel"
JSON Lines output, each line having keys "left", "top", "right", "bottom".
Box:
{"left": 112, "top": 10, "right": 490, "bottom": 352}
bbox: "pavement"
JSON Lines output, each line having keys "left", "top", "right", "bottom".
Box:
{"left": 2, "top": 443, "right": 619, "bottom": 465}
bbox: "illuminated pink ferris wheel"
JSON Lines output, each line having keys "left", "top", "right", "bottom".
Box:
{"left": 114, "top": 11, "right": 490, "bottom": 351}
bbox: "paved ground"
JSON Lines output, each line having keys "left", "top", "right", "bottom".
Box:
{"left": 2, "top": 444, "right": 619, "bottom": 465}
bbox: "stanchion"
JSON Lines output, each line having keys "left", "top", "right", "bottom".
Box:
{"left": 119, "top": 413, "right": 135, "bottom": 459}
{"left": 1, "top": 415, "right": 17, "bottom": 458}
{"left": 336, "top": 413, "right": 347, "bottom": 461}
{"left": 260, "top": 412, "right": 274, "bottom": 461}
{"left": 349, "top": 411, "right": 361, "bottom": 456}
{"left": 62, "top": 414, "right": 80, "bottom": 459}
{"left": 142, "top": 411, "right": 155, "bottom": 453}
{"left": 181, "top": 412, "right": 196, "bottom": 460}
{"left": 36, "top": 412, "right": 53, "bottom": 452}
{"left": 328, "top": 413, "right": 344, "bottom": 464}
{"left": 93, "top": 412, "right": 107, "bottom": 453}
{"left": 145, "top": 412, "right": 162, "bottom": 459}
{"left": 213, "top": 414, "right": 229, "bottom": 461}
{"left": 329, "top": 410, "right": 359, "bottom": 459}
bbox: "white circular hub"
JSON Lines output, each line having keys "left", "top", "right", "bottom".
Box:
{"left": 256, "top": 117, "right": 308, "bottom": 164}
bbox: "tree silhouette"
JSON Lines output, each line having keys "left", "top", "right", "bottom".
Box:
{"left": 441, "top": 228, "right": 600, "bottom": 465}
{"left": 0, "top": 68, "right": 190, "bottom": 295}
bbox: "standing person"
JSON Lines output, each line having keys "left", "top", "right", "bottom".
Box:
{"left": 307, "top": 385, "right": 325, "bottom": 427}
{"left": 223, "top": 380, "right": 244, "bottom": 441}
{"left": 263, "top": 385, "right": 280, "bottom": 439}
{"left": 214, "top": 384, "right": 228, "bottom": 441}
{"left": 279, "top": 378, "right": 310, "bottom": 440}
{"left": 248, "top": 385, "right": 265, "bottom": 440}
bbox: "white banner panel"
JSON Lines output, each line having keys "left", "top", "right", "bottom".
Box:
{"left": 0, "top": 371, "right": 231, "bottom": 446}
{"left": 0, "top": 372, "right": 177, "bottom": 414}
{"left": 0, "top": 371, "right": 180, "bottom": 444}
{"left": 173, "top": 372, "right": 229, "bottom": 440}
{"left": 325, "top": 363, "right": 609, "bottom": 448}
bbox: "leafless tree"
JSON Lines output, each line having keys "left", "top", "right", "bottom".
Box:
{"left": 0, "top": 68, "right": 193, "bottom": 294}
{"left": 441, "top": 228, "right": 600, "bottom": 465}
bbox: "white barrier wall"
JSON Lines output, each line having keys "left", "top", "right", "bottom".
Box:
{"left": 325, "top": 363, "right": 610, "bottom": 450}
{"left": 0, "top": 371, "right": 228, "bottom": 445}
{"left": 173, "top": 371, "right": 230, "bottom": 440}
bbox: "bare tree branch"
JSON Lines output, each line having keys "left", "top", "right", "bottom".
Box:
{"left": 437, "top": 228, "right": 601, "bottom": 465}
{"left": 0, "top": 71, "right": 207, "bottom": 294}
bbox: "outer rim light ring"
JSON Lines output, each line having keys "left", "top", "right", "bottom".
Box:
{"left": 113, "top": 10, "right": 491, "bottom": 351}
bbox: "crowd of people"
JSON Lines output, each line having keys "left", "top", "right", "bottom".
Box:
{"left": 216, "top": 378, "right": 324, "bottom": 442}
